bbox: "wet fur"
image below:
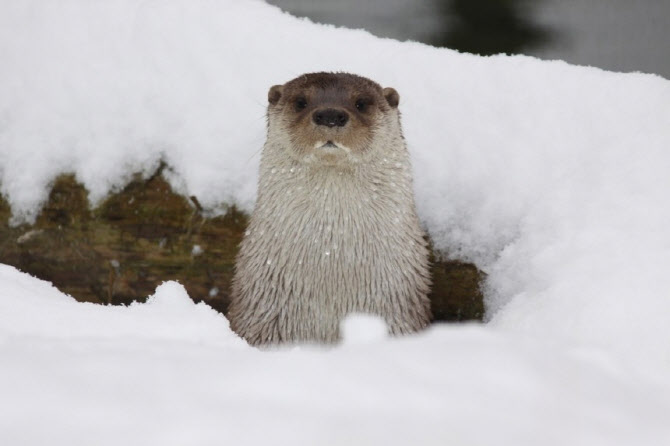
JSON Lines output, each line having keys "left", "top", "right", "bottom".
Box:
{"left": 229, "top": 73, "right": 431, "bottom": 345}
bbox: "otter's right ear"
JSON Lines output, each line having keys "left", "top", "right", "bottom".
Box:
{"left": 383, "top": 87, "right": 400, "bottom": 108}
{"left": 268, "top": 85, "right": 283, "bottom": 106}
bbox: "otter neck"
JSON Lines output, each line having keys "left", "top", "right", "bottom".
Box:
{"left": 254, "top": 135, "right": 417, "bottom": 226}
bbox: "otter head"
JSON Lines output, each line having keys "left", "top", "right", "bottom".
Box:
{"left": 267, "top": 72, "right": 400, "bottom": 165}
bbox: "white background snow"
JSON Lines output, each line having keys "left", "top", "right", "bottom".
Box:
{"left": 1, "top": 1, "right": 670, "bottom": 444}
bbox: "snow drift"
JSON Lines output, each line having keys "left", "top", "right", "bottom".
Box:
{"left": 1, "top": 265, "right": 669, "bottom": 446}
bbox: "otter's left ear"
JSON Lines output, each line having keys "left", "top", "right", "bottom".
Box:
{"left": 383, "top": 87, "right": 400, "bottom": 108}
{"left": 268, "top": 85, "right": 283, "bottom": 105}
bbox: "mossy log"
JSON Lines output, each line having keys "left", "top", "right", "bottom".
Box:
{"left": 0, "top": 166, "right": 484, "bottom": 321}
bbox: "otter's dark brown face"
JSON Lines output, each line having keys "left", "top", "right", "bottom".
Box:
{"left": 267, "top": 72, "right": 400, "bottom": 164}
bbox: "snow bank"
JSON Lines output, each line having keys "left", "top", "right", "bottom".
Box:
{"left": 1, "top": 265, "right": 669, "bottom": 446}
{"left": 2, "top": 1, "right": 670, "bottom": 442}
{"left": 2, "top": 0, "right": 669, "bottom": 365}
{"left": 0, "top": 264, "right": 243, "bottom": 347}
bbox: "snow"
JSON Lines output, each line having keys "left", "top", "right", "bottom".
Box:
{"left": 340, "top": 313, "right": 389, "bottom": 344}
{"left": 191, "top": 244, "right": 204, "bottom": 256}
{"left": 2, "top": 265, "right": 670, "bottom": 446}
{"left": 1, "top": 0, "right": 670, "bottom": 444}
{"left": 0, "top": 265, "right": 243, "bottom": 347}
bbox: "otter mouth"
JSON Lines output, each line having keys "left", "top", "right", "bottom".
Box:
{"left": 315, "top": 140, "right": 351, "bottom": 154}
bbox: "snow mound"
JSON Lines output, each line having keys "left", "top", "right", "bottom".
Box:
{"left": 2, "top": 265, "right": 670, "bottom": 446}
{"left": 0, "top": 264, "right": 243, "bottom": 347}
{"left": 340, "top": 313, "right": 389, "bottom": 344}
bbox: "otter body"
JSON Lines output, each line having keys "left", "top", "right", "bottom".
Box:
{"left": 229, "top": 73, "right": 431, "bottom": 345}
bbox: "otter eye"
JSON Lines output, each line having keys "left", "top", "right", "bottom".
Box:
{"left": 295, "top": 97, "right": 307, "bottom": 111}
{"left": 355, "top": 98, "right": 369, "bottom": 112}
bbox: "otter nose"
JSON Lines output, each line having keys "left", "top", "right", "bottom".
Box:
{"left": 313, "top": 108, "right": 349, "bottom": 127}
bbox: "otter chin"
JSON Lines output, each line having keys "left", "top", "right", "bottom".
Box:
{"left": 310, "top": 140, "right": 351, "bottom": 164}
{"left": 229, "top": 72, "right": 432, "bottom": 346}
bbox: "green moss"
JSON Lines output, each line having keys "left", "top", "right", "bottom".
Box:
{"left": 36, "top": 174, "right": 91, "bottom": 227}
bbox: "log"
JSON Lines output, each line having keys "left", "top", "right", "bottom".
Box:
{"left": 0, "top": 165, "right": 484, "bottom": 321}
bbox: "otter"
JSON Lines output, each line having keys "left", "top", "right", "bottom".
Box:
{"left": 229, "top": 72, "right": 431, "bottom": 345}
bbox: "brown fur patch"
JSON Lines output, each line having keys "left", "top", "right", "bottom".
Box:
{"left": 268, "top": 73, "right": 399, "bottom": 157}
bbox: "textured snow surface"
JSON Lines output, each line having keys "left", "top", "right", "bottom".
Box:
{"left": 2, "top": 265, "right": 670, "bottom": 446}
{"left": 2, "top": 1, "right": 670, "bottom": 443}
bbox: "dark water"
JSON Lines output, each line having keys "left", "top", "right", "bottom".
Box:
{"left": 266, "top": 0, "right": 670, "bottom": 79}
